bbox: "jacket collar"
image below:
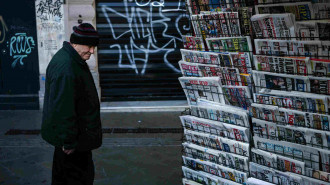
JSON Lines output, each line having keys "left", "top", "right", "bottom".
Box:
{"left": 62, "top": 41, "right": 86, "bottom": 65}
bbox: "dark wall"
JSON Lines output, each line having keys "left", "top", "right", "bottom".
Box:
{"left": 0, "top": 1, "right": 40, "bottom": 109}
{"left": 96, "top": 0, "right": 190, "bottom": 101}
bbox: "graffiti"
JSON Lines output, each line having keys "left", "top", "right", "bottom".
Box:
{"left": 36, "top": 0, "right": 63, "bottom": 21}
{"left": 0, "top": 16, "right": 8, "bottom": 44}
{"left": 101, "top": 0, "right": 189, "bottom": 75}
{"left": 8, "top": 33, "right": 35, "bottom": 68}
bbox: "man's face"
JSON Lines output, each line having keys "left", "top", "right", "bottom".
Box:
{"left": 72, "top": 44, "right": 95, "bottom": 60}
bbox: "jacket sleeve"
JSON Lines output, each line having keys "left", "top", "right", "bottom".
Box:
{"left": 51, "top": 74, "right": 78, "bottom": 149}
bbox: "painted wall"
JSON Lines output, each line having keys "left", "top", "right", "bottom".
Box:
{"left": 35, "top": 0, "right": 66, "bottom": 75}
{"left": 0, "top": 0, "right": 40, "bottom": 109}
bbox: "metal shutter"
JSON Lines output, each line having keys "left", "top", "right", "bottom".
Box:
{"left": 96, "top": 0, "right": 190, "bottom": 101}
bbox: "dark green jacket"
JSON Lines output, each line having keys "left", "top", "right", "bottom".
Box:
{"left": 41, "top": 41, "right": 102, "bottom": 151}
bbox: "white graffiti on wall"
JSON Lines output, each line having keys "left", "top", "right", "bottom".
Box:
{"left": 101, "top": 0, "right": 190, "bottom": 75}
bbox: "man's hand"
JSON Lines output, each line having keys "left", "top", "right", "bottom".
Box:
{"left": 62, "top": 146, "right": 75, "bottom": 155}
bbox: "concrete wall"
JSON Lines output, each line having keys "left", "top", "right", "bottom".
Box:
{"left": 37, "top": 0, "right": 100, "bottom": 109}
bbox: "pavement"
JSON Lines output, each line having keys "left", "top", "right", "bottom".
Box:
{"left": 0, "top": 108, "right": 186, "bottom": 185}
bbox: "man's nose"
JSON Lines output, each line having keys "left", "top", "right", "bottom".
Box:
{"left": 89, "top": 46, "right": 95, "bottom": 54}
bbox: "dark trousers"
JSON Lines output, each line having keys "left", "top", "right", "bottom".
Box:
{"left": 52, "top": 147, "right": 95, "bottom": 185}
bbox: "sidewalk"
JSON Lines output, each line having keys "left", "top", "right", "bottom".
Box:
{"left": 0, "top": 110, "right": 185, "bottom": 185}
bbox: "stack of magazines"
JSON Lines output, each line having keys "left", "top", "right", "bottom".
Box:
{"left": 249, "top": 0, "right": 330, "bottom": 184}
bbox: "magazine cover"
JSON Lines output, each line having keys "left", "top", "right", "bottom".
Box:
{"left": 179, "top": 77, "right": 224, "bottom": 105}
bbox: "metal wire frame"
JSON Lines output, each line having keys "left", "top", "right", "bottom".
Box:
{"left": 182, "top": 157, "right": 248, "bottom": 184}
{"left": 252, "top": 125, "right": 329, "bottom": 150}
{"left": 249, "top": 168, "right": 302, "bottom": 185}
{"left": 183, "top": 132, "right": 250, "bottom": 157}
{"left": 257, "top": 43, "right": 330, "bottom": 59}
{"left": 251, "top": 151, "right": 330, "bottom": 183}
{"left": 182, "top": 145, "right": 250, "bottom": 173}
{"left": 181, "top": 84, "right": 254, "bottom": 110}
{"left": 253, "top": 93, "right": 329, "bottom": 115}
{"left": 181, "top": 107, "right": 250, "bottom": 128}
{"left": 182, "top": 119, "right": 250, "bottom": 142}
{"left": 255, "top": 140, "right": 328, "bottom": 173}
{"left": 253, "top": 56, "right": 330, "bottom": 77}
{"left": 250, "top": 106, "right": 329, "bottom": 132}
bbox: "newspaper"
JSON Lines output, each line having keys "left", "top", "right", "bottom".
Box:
{"left": 246, "top": 177, "right": 276, "bottom": 185}
{"left": 253, "top": 89, "right": 329, "bottom": 114}
{"left": 309, "top": 58, "right": 330, "bottom": 77}
{"left": 182, "top": 142, "right": 249, "bottom": 172}
{"left": 182, "top": 178, "right": 203, "bottom": 185}
{"left": 184, "top": 129, "right": 250, "bottom": 157}
{"left": 222, "top": 85, "right": 253, "bottom": 109}
{"left": 251, "top": 13, "right": 296, "bottom": 39}
{"left": 182, "top": 35, "right": 205, "bottom": 51}
{"left": 253, "top": 55, "right": 309, "bottom": 75}
{"left": 295, "top": 20, "right": 330, "bottom": 40}
{"left": 254, "top": 39, "right": 330, "bottom": 59}
{"left": 249, "top": 162, "right": 303, "bottom": 185}
{"left": 181, "top": 49, "right": 222, "bottom": 65}
{"left": 182, "top": 166, "right": 219, "bottom": 185}
{"left": 253, "top": 70, "right": 310, "bottom": 93}
{"left": 179, "top": 77, "right": 224, "bottom": 105}
{"left": 195, "top": 99, "right": 250, "bottom": 127}
{"left": 313, "top": 3, "right": 330, "bottom": 19}
{"left": 206, "top": 36, "right": 253, "bottom": 52}
{"left": 180, "top": 115, "right": 250, "bottom": 142}
{"left": 255, "top": 2, "right": 314, "bottom": 20}
{"left": 253, "top": 136, "right": 320, "bottom": 170}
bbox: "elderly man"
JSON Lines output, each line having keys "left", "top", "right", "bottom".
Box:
{"left": 41, "top": 23, "right": 102, "bottom": 185}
